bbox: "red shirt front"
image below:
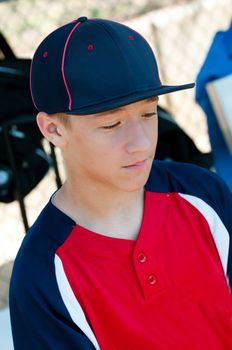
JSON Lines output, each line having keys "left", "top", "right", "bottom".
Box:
{"left": 56, "top": 191, "right": 232, "bottom": 349}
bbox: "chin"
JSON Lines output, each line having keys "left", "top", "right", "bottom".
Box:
{"left": 119, "top": 174, "right": 150, "bottom": 193}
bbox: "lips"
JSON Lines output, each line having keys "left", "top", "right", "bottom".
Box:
{"left": 123, "top": 159, "right": 148, "bottom": 168}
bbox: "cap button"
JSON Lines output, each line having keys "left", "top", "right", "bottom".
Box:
{"left": 77, "top": 16, "right": 88, "bottom": 23}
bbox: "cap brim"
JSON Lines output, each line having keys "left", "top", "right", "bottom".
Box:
{"left": 154, "top": 82, "right": 195, "bottom": 96}
{"left": 68, "top": 82, "right": 195, "bottom": 115}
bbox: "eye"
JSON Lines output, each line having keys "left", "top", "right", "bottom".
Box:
{"left": 102, "top": 121, "right": 121, "bottom": 129}
{"left": 142, "top": 112, "right": 157, "bottom": 119}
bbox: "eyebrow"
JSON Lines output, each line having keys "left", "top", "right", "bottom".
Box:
{"left": 96, "top": 96, "right": 159, "bottom": 117}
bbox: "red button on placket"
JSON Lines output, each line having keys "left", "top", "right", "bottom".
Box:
{"left": 138, "top": 252, "right": 147, "bottom": 263}
{"left": 147, "top": 274, "right": 156, "bottom": 285}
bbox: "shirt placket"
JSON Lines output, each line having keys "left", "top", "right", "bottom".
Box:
{"left": 132, "top": 191, "right": 170, "bottom": 299}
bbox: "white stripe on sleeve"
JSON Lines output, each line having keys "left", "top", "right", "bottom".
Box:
{"left": 179, "top": 193, "right": 230, "bottom": 276}
{"left": 54, "top": 254, "right": 100, "bottom": 350}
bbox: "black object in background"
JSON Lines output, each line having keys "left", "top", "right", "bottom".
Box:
{"left": 156, "top": 106, "right": 213, "bottom": 170}
{"left": 0, "top": 31, "right": 50, "bottom": 204}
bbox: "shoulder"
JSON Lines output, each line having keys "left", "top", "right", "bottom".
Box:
{"left": 146, "top": 160, "right": 232, "bottom": 224}
{"left": 14, "top": 199, "right": 74, "bottom": 259}
{"left": 146, "top": 160, "right": 232, "bottom": 288}
{"left": 10, "top": 199, "right": 75, "bottom": 299}
{"left": 146, "top": 159, "right": 226, "bottom": 192}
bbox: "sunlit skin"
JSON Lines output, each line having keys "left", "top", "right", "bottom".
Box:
{"left": 37, "top": 97, "right": 159, "bottom": 239}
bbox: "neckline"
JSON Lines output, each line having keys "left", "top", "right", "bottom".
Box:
{"left": 49, "top": 189, "right": 150, "bottom": 242}
{"left": 61, "top": 191, "right": 152, "bottom": 260}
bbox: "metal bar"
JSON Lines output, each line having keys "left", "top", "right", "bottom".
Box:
{"left": 2, "top": 123, "right": 29, "bottom": 233}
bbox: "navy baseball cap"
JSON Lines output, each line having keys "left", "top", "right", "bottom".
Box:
{"left": 30, "top": 16, "right": 195, "bottom": 115}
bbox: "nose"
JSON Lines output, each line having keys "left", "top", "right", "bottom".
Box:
{"left": 125, "top": 121, "right": 151, "bottom": 154}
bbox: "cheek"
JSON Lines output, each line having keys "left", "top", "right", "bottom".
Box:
{"left": 72, "top": 133, "right": 119, "bottom": 164}
{"left": 148, "top": 118, "right": 158, "bottom": 145}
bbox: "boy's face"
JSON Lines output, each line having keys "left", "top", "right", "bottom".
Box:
{"left": 61, "top": 97, "right": 159, "bottom": 193}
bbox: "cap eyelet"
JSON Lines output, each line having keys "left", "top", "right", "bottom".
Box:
{"left": 43, "top": 51, "right": 48, "bottom": 58}
{"left": 87, "top": 44, "right": 94, "bottom": 51}
{"left": 128, "top": 35, "right": 134, "bottom": 41}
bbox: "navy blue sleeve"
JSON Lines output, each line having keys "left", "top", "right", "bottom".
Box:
{"left": 9, "top": 205, "right": 96, "bottom": 350}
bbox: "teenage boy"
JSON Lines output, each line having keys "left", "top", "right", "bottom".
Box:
{"left": 10, "top": 17, "right": 232, "bottom": 350}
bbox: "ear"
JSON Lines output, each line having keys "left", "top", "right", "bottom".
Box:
{"left": 36, "top": 112, "right": 67, "bottom": 148}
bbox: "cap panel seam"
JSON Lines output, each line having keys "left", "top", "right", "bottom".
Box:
{"left": 61, "top": 21, "right": 82, "bottom": 111}
{"left": 30, "top": 58, "right": 38, "bottom": 110}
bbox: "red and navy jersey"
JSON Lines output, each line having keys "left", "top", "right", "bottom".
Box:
{"left": 10, "top": 161, "right": 232, "bottom": 349}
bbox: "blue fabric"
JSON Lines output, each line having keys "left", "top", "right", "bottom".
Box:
{"left": 196, "top": 22, "right": 232, "bottom": 191}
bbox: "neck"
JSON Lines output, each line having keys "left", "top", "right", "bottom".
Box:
{"left": 53, "top": 177, "right": 145, "bottom": 240}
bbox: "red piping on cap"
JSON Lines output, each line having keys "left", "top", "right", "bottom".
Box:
{"left": 61, "top": 21, "right": 82, "bottom": 111}
{"left": 30, "top": 58, "right": 39, "bottom": 110}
